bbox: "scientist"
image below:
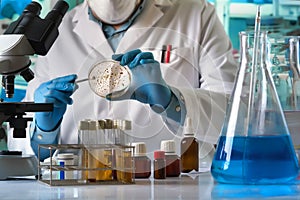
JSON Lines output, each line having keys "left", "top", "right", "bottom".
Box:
{"left": 17, "top": 0, "right": 237, "bottom": 164}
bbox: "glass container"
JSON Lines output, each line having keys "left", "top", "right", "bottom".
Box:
{"left": 180, "top": 117, "right": 199, "bottom": 173}
{"left": 211, "top": 31, "right": 299, "bottom": 184}
{"left": 161, "top": 140, "right": 181, "bottom": 177}
{"left": 132, "top": 142, "right": 151, "bottom": 179}
{"left": 153, "top": 150, "right": 166, "bottom": 179}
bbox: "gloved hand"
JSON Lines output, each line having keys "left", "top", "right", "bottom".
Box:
{"left": 111, "top": 49, "right": 172, "bottom": 108}
{"left": 34, "top": 74, "right": 77, "bottom": 131}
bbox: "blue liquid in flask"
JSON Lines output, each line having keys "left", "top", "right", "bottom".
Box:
{"left": 211, "top": 135, "right": 299, "bottom": 184}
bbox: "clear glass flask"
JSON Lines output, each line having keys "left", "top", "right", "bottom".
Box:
{"left": 211, "top": 31, "right": 299, "bottom": 184}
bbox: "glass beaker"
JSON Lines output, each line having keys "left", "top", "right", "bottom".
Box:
{"left": 211, "top": 31, "right": 299, "bottom": 184}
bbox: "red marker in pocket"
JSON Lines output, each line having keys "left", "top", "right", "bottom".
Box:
{"left": 164, "top": 45, "right": 172, "bottom": 63}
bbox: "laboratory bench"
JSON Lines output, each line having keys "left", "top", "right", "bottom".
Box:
{"left": 1, "top": 172, "right": 300, "bottom": 200}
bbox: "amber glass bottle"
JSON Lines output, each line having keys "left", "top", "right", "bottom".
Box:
{"left": 161, "top": 140, "right": 181, "bottom": 177}
{"left": 180, "top": 117, "right": 199, "bottom": 173}
{"left": 153, "top": 150, "right": 166, "bottom": 179}
{"left": 132, "top": 142, "right": 151, "bottom": 178}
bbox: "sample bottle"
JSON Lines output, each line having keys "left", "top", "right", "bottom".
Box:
{"left": 211, "top": 31, "right": 299, "bottom": 184}
{"left": 113, "top": 119, "right": 121, "bottom": 144}
{"left": 95, "top": 121, "right": 113, "bottom": 181}
{"left": 115, "top": 148, "right": 134, "bottom": 183}
{"left": 77, "top": 120, "right": 89, "bottom": 182}
{"left": 113, "top": 119, "right": 132, "bottom": 145}
{"left": 180, "top": 117, "right": 199, "bottom": 173}
{"left": 132, "top": 142, "right": 151, "bottom": 179}
{"left": 122, "top": 150, "right": 134, "bottom": 183}
{"left": 153, "top": 150, "right": 166, "bottom": 179}
{"left": 87, "top": 120, "right": 98, "bottom": 182}
{"left": 161, "top": 140, "right": 181, "bottom": 177}
{"left": 103, "top": 119, "right": 114, "bottom": 144}
{"left": 122, "top": 120, "right": 133, "bottom": 145}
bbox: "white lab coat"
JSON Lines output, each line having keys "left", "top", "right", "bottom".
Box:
{"left": 18, "top": 0, "right": 237, "bottom": 164}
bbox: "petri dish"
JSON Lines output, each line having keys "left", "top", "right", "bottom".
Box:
{"left": 88, "top": 60, "right": 131, "bottom": 98}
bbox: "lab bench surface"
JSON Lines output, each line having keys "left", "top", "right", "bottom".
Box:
{"left": 1, "top": 172, "right": 300, "bottom": 200}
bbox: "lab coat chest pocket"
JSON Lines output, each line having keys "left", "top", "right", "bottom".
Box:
{"left": 143, "top": 47, "right": 197, "bottom": 86}
{"left": 143, "top": 47, "right": 194, "bottom": 66}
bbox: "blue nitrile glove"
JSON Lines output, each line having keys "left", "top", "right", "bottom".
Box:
{"left": 0, "top": 0, "right": 31, "bottom": 19}
{"left": 111, "top": 49, "right": 172, "bottom": 108}
{"left": 34, "top": 74, "right": 77, "bottom": 131}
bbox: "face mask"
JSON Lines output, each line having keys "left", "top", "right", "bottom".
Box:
{"left": 87, "top": 0, "right": 140, "bottom": 25}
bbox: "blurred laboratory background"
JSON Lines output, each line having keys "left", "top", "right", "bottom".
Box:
{"left": 1, "top": 0, "right": 300, "bottom": 174}
{"left": 1, "top": 0, "right": 299, "bottom": 100}
{"left": 210, "top": 0, "right": 300, "bottom": 49}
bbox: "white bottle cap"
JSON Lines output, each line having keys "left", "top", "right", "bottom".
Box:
{"left": 89, "top": 120, "right": 98, "bottom": 130}
{"left": 122, "top": 120, "right": 132, "bottom": 130}
{"left": 183, "top": 117, "right": 195, "bottom": 136}
{"left": 132, "top": 142, "right": 147, "bottom": 156}
{"left": 160, "top": 140, "right": 176, "bottom": 155}
{"left": 78, "top": 120, "right": 89, "bottom": 130}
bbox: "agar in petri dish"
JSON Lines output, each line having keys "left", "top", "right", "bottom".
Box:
{"left": 88, "top": 60, "right": 131, "bottom": 98}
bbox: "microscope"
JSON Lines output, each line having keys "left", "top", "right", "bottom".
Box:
{"left": 0, "top": 1, "right": 69, "bottom": 179}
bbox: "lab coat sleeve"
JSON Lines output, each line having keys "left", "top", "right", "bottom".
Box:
{"left": 187, "top": 2, "right": 236, "bottom": 145}
{"left": 178, "top": 87, "right": 229, "bottom": 145}
{"left": 162, "top": 1, "right": 237, "bottom": 158}
{"left": 198, "top": 2, "right": 237, "bottom": 94}
{"left": 161, "top": 86, "right": 229, "bottom": 159}
{"left": 150, "top": 87, "right": 187, "bottom": 128}
{"left": 30, "top": 120, "right": 60, "bottom": 161}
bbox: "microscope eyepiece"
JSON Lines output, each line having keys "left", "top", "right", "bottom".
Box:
{"left": 23, "top": 1, "right": 42, "bottom": 16}
{"left": 45, "top": 1, "right": 69, "bottom": 28}
{"left": 1, "top": 1, "right": 69, "bottom": 98}
{"left": 4, "top": 1, "right": 42, "bottom": 34}
{"left": 51, "top": 1, "right": 69, "bottom": 16}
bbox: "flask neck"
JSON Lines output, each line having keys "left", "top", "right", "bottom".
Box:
{"left": 239, "top": 31, "right": 268, "bottom": 69}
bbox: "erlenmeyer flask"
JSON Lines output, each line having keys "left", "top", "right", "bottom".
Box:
{"left": 211, "top": 31, "right": 299, "bottom": 184}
